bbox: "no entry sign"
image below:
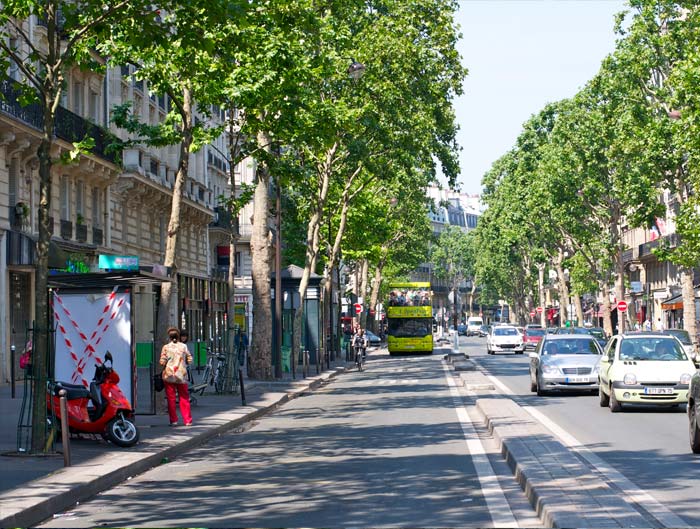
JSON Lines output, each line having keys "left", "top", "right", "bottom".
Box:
{"left": 617, "top": 301, "right": 628, "bottom": 312}
{"left": 354, "top": 303, "right": 362, "bottom": 314}
{"left": 536, "top": 306, "right": 544, "bottom": 314}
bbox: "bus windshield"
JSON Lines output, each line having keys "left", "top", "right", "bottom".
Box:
{"left": 388, "top": 317, "right": 433, "bottom": 338}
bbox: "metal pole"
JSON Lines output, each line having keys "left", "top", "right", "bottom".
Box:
{"left": 238, "top": 367, "right": 246, "bottom": 406}
{"left": 10, "top": 345, "right": 15, "bottom": 399}
{"left": 58, "top": 390, "right": 71, "bottom": 467}
{"left": 275, "top": 179, "right": 282, "bottom": 378}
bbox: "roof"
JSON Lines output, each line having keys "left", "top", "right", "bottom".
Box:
{"left": 270, "top": 264, "right": 322, "bottom": 280}
{"left": 48, "top": 270, "right": 171, "bottom": 289}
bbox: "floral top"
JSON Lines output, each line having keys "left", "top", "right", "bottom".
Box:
{"left": 160, "top": 341, "right": 193, "bottom": 384}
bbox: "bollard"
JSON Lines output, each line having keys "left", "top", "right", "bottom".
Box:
{"left": 58, "top": 389, "right": 71, "bottom": 467}
{"left": 238, "top": 368, "right": 246, "bottom": 406}
{"left": 453, "top": 330, "right": 459, "bottom": 352}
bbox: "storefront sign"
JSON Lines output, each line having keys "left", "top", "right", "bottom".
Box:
{"left": 98, "top": 254, "right": 139, "bottom": 271}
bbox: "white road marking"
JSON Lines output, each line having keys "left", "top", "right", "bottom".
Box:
{"left": 442, "top": 363, "right": 518, "bottom": 528}
{"left": 485, "top": 373, "right": 689, "bottom": 528}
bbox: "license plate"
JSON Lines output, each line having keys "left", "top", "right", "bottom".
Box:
{"left": 644, "top": 387, "right": 673, "bottom": 395}
{"left": 566, "top": 376, "right": 590, "bottom": 383}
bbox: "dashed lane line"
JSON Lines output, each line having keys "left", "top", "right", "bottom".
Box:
{"left": 442, "top": 363, "right": 518, "bottom": 528}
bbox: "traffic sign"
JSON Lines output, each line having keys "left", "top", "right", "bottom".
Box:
{"left": 354, "top": 303, "right": 362, "bottom": 314}
{"left": 536, "top": 306, "right": 544, "bottom": 314}
{"left": 617, "top": 300, "right": 628, "bottom": 312}
{"left": 529, "top": 311, "right": 536, "bottom": 317}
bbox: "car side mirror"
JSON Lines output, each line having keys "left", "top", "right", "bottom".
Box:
{"left": 600, "top": 355, "right": 609, "bottom": 363}
{"left": 528, "top": 352, "right": 538, "bottom": 359}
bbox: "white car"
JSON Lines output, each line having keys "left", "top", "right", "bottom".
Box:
{"left": 598, "top": 332, "right": 695, "bottom": 412}
{"left": 487, "top": 325, "right": 524, "bottom": 355}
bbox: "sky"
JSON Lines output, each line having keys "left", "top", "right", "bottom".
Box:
{"left": 453, "top": 0, "right": 628, "bottom": 194}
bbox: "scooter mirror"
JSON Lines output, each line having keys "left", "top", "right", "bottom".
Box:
{"left": 104, "top": 351, "right": 113, "bottom": 363}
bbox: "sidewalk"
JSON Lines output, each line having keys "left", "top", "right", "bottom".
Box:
{"left": 0, "top": 359, "right": 353, "bottom": 528}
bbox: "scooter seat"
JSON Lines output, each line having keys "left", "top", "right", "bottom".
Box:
{"left": 53, "top": 382, "right": 91, "bottom": 400}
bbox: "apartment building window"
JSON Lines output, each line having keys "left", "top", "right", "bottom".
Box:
{"left": 89, "top": 89, "right": 100, "bottom": 124}
{"left": 60, "top": 176, "right": 71, "bottom": 220}
{"left": 73, "top": 81, "right": 83, "bottom": 114}
{"left": 75, "top": 180, "right": 85, "bottom": 218}
{"left": 8, "top": 38, "right": 19, "bottom": 81}
{"left": 8, "top": 158, "right": 18, "bottom": 207}
{"left": 92, "top": 187, "right": 101, "bottom": 227}
{"left": 235, "top": 251, "right": 242, "bottom": 276}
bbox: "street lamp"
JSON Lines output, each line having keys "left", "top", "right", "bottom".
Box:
{"left": 347, "top": 59, "right": 366, "bottom": 80}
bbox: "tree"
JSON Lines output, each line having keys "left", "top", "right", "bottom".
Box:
{"left": 0, "top": 0, "right": 153, "bottom": 453}
{"left": 100, "top": 1, "right": 241, "bottom": 380}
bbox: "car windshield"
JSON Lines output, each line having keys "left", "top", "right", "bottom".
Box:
{"left": 666, "top": 329, "right": 692, "bottom": 345}
{"left": 494, "top": 328, "right": 518, "bottom": 336}
{"left": 619, "top": 338, "right": 688, "bottom": 361}
{"left": 542, "top": 338, "right": 599, "bottom": 355}
{"left": 527, "top": 329, "right": 546, "bottom": 336}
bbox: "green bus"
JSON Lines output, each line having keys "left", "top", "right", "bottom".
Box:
{"left": 386, "top": 282, "right": 433, "bottom": 355}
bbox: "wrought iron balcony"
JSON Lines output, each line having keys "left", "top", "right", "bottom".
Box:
{"left": 0, "top": 80, "right": 121, "bottom": 165}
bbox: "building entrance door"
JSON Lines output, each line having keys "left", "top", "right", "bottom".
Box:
{"left": 10, "top": 271, "right": 32, "bottom": 380}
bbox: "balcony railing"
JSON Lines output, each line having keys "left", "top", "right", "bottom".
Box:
{"left": 0, "top": 80, "right": 121, "bottom": 165}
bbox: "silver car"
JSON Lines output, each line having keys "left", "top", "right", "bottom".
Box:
{"left": 529, "top": 334, "right": 603, "bottom": 396}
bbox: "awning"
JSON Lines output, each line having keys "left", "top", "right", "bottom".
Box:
{"left": 661, "top": 293, "right": 683, "bottom": 310}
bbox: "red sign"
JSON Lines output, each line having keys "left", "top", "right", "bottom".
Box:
{"left": 536, "top": 306, "right": 544, "bottom": 314}
{"left": 530, "top": 311, "right": 536, "bottom": 317}
{"left": 354, "top": 303, "right": 362, "bottom": 314}
{"left": 617, "top": 301, "right": 628, "bottom": 312}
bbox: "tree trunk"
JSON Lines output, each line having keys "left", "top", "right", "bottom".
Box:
{"left": 31, "top": 119, "right": 53, "bottom": 453}
{"left": 249, "top": 131, "right": 273, "bottom": 379}
{"left": 293, "top": 144, "right": 335, "bottom": 375}
{"left": 359, "top": 259, "right": 369, "bottom": 328}
{"left": 555, "top": 254, "right": 569, "bottom": 326}
{"left": 368, "top": 261, "right": 385, "bottom": 334}
{"left": 681, "top": 267, "right": 696, "bottom": 342}
{"left": 537, "top": 264, "right": 546, "bottom": 328}
{"left": 156, "top": 87, "right": 193, "bottom": 364}
{"left": 602, "top": 283, "right": 613, "bottom": 338}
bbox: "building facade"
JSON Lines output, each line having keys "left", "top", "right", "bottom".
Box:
{"left": 0, "top": 16, "right": 261, "bottom": 382}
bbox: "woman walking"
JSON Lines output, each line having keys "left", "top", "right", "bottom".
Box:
{"left": 160, "top": 327, "right": 193, "bottom": 426}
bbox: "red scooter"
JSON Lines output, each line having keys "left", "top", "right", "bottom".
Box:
{"left": 48, "top": 351, "right": 140, "bottom": 447}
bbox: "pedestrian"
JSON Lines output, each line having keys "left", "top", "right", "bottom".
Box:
{"left": 643, "top": 318, "right": 652, "bottom": 332}
{"left": 655, "top": 317, "right": 665, "bottom": 332}
{"left": 160, "top": 327, "right": 193, "bottom": 426}
{"left": 634, "top": 321, "right": 641, "bottom": 331}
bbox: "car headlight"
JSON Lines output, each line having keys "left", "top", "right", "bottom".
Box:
{"left": 542, "top": 364, "right": 560, "bottom": 375}
{"left": 623, "top": 373, "right": 637, "bottom": 385}
{"left": 680, "top": 373, "right": 692, "bottom": 385}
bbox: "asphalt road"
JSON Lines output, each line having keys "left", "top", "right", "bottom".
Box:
{"left": 462, "top": 335, "right": 700, "bottom": 527}
{"left": 38, "top": 348, "right": 539, "bottom": 528}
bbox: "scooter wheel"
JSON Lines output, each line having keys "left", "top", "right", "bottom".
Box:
{"left": 105, "top": 416, "right": 140, "bottom": 447}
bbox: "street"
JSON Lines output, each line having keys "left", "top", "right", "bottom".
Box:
{"left": 464, "top": 335, "right": 700, "bottom": 527}
{"left": 35, "top": 336, "right": 700, "bottom": 528}
{"left": 38, "top": 348, "right": 539, "bottom": 528}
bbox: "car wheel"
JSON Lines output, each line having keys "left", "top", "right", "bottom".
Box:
{"left": 536, "top": 377, "right": 546, "bottom": 396}
{"left": 689, "top": 401, "right": 700, "bottom": 454}
{"left": 598, "top": 383, "right": 609, "bottom": 407}
{"left": 609, "top": 386, "right": 622, "bottom": 412}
